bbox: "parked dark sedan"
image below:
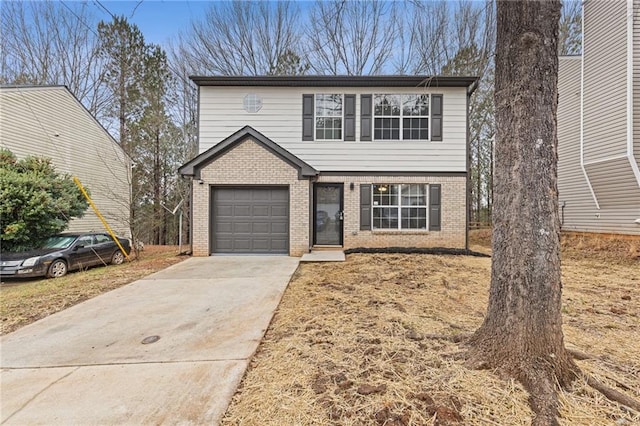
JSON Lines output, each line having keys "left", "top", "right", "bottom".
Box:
{"left": 0, "top": 233, "right": 131, "bottom": 279}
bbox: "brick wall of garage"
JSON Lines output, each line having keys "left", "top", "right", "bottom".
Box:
{"left": 316, "top": 175, "right": 466, "bottom": 249}
{"left": 192, "top": 138, "right": 310, "bottom": 256}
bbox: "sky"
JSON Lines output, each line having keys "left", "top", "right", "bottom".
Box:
{"left": 93, "top": 0, "right": 313, "bottom": 46}
{"left": 94, "top": 1, "right": 212, "bottom": 45}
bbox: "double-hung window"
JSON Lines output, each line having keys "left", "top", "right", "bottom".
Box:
{"left": 373, "top": 94, "right": 429, "bottom": 140}
{"left": 372, "top": 184, "right": 428, "bottom": 230}
{"left": 315, "top": 94, "right": 343, "bottom": 140}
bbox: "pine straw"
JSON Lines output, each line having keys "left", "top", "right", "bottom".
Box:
{"left": 221, "top": 252, "right": 639, "bottom": 425}
{"left": 561, "top": 232, "right": 640, "bottom": 265}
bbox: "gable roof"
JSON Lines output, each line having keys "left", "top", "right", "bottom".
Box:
{"left": 179, "top": 126, "right": 318, "bottom": 179}
{"left": 190, "top": 75, "right": 478, "bottom": 90}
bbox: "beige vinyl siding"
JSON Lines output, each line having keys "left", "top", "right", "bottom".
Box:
{"left": 583, "top": 0, "right": 628, "bottom": 162}
{"left": 585, "top": 158, "right": 640, "bottom": 206}
{"left": 634, "top": 0, "right": 640, "bottom": 164}
{"left": 581, "top": 0, "right": 640, "bottom": 235}
{"left": 198, "top": 86, "right": 468, "bottom": 172}
{"left": 558, "top": 56, "right": 601, "bottom": 231}
{"left": 0, "top": 86, "right": 131, "bottom": 236}
{"left": 561, "top": 205, "right": 640, "bottom": 234}
{"left": 556, "top": 2, "right": 640, "bottom": 235}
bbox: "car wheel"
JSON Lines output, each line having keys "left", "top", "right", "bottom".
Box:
{"left": 111, "top": 250, "right": 125, "bottom": 265}
{"left": 48, "top": 260, "right": 67, "bottom": 278}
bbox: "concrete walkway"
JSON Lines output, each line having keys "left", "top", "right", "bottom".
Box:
{"left": 0, "top": 256, "right": 299, "bottom": 425}
{"left": 300, "top": 250, "right": 345, "bottom": 262}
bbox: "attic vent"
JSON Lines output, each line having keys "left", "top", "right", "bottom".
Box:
{"left": 243, "top": 93, "right": 262, "bottom": 113}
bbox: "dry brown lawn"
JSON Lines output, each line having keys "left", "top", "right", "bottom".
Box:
{"left": 0, "top": 246, "right": 186, "bottom": 335}
{"left": 221, "top": 233, "right": 639, "bottom": 425}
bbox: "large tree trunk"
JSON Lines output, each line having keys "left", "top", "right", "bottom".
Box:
{"left": 468, "top": 2, "right": 578, "bottom": 425}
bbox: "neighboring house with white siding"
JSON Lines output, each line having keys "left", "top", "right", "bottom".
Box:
{"left": 557, "top": 0, "right": 640, "bottom": 235}
{"left": 180, "top": 76, "right": 477, "bottom": 256}
{"left": 0, "top": 85, "right": 131, "bottom": 237}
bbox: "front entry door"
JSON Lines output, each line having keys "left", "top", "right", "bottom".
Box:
{"left": 313, "top": 183, "right": 343, "bottom": 245}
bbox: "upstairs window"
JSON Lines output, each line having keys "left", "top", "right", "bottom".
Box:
{"left": 315, "top": 94, "right": 343, "bottom": 140}
{"left": 373, "top": 94, "right": 430, "bottom": 140}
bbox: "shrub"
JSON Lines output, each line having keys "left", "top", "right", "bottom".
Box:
{"left": 0, "top": 149, "right": 88, "bottom": 251}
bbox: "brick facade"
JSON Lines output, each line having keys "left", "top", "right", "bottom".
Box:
{"left": 191, "top": 138, "right": 310, "bottom": 256}
{"left": 316, "top": 175, "right": 466, "bottom": 249}
{"left": 191, "top": 138, "right": 466, "bottom": 256}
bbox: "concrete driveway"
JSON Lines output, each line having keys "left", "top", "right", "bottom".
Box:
{"left": 0, "top": 256, "right": 299, "bottom": 425}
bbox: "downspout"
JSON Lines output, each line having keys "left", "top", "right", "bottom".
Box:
{"left": 580, "top": 3, "right": 601, "bottom": 209}
{"left": 190, "top": 84, "right": 201, "bottom": 255}
{"left": 188, "top": 176, "right": 194, "bottom": 255}
{"left": 309, "top": 178, "right": 314, "bottom": 252}
{"left": 627, "top": 1, "right": 640, "bottom": 189}
{"left": 626, "top": 1, "right": 640, "bottom": 227}
{"left": 465, "top": 79, "right": 479, "bottom": 251}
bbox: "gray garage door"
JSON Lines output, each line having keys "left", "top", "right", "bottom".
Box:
{"left": 211, "top": 187, "right": 289, "bottom": 254}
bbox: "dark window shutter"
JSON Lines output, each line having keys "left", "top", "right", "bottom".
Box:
{"left": 344, "top": 94, "right": 356, "bottom": 141}
{"left": 429, "top": 184, "right": 441, "bottom": 231}
{"left": 303, "top": 94, "right": 314, "bottom": 141}
{"left": 360, "top": 94, "right": 372, "bottom": 141}
{"left": 360, "top": 184, "right": 372, "bottom": 230}
{"left": 431, "top": 94, "right": 443, "bottom": 141}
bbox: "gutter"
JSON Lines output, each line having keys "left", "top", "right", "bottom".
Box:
{"left": 467, "top": 79, "right": 480, "bottom": 96}
{"left": 465, "top": 82, "right": 476, "bottom": 251}
{"left": 190, "top": 75, "right": 479, "bottom": 88}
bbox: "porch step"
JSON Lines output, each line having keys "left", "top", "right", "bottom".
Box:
{"left": 300, "top": 250, "right": 346, "bottom": 262}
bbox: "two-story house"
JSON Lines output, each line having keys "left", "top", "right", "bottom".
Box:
{"left": 179, "top": 76, "right": 477, "bottom": 256}
{"left": 0, "top": 85, "right": 131, "bottom": 237}
{"left": 557, "top": 0, "right": 640, "bottom": 235}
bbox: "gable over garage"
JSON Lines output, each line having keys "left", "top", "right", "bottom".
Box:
{"left": 180, "top": 126, "right": 317, "bottom": 256}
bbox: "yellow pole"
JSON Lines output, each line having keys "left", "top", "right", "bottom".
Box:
{"left": 73, "top": 176, "right": 130, "bottom": 260}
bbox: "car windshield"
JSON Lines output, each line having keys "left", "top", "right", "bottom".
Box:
{"left": 42, "top": 235, "right": 77, "bottom": 249}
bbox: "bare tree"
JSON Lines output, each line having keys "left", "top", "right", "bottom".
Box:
{"left": 306, "top": 0, "right": 398, "bottom": 75}
{"left": 164, "top": 52, "right": 198, "bottom": 248}
{"left": 0, "top": 1, "right": 107, "bottom": 115}
{"left": 408, "top": 1, "right": 495, "bottom": 226}
{"left": 396, "top": 1, "right": 450, "bottom": 75}
{"left": 559, "top": 0, "right": 582, "bottom": 55}
{"left": 174, "top": 0, "right": 302, "bottom": 76}
{"left": 467, "top": 2, "right": 578, "bottom": 424}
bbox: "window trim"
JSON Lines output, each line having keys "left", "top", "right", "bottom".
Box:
{"left": 372, "top": 93, "right": 431, "bottom": 141}
{"left": 314, "top": 93, "right": 344, "bottom": 141}
{"left": 371, "top": 183, "right": 429, "bottom": 230}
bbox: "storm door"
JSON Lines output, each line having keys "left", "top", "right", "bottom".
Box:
{"left": 313, "top": 184, "right": 343, "bottom": 245}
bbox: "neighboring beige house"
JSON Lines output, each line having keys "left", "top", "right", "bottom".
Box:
{"left": 0, "top": 85, "right": 131, "bottom": 236}
{"left": 180, "top": 76, "right": 477, "bottom": 256}
{"left": 557, "top": 0, "right": 640, "bottom": 235}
